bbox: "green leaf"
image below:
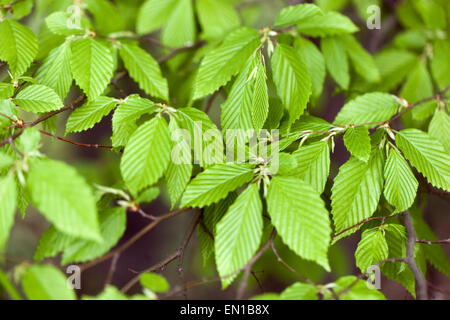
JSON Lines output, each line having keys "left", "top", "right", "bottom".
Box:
{"left": 274, "top": 3, "right": 323, "bottom": 28}
{"left": 328, "top": 276, "right": 386, "bottom": 300}
{"left": 193, "top": 27, "right": 260, "bottom": 100}
{"left": 343, "top": 126, "right": 371, "bottom": 162}
{"left": 119, "top": 42, "right": 169, "bottom": 101}
{"left": 0, "top": 269, "right": 22, "bottom": 300}
{"left": 0, "top": 83, "right": 15, "bottom": 99}
{"left": 45, "top": 12, "right": 85, "bottom": 36}
{"left": 111, "top": 95, "right": 157, "bottom": 147}
{"left": 413, "top": 0, "right": 447, "bottom": 30}
{"left": 334, "top": 92, "right": 399, "bottom": 126}
{"left": 22, "top": 265, "right": 75, "bottom": 300}
{"left": 27, "top": 159, "right": 101, "bottom": 241}
{"left": 296, "top": 12, "right": 359, "bottom": 37}
{"left": 161, "top": 0, "right": 196, "bottom": 48}
{"left": 271, "top": 44, "right": 312, "bottom": 125}
{"left": 321, "top": 36, "right": 349, "bottom": 89}
{"left": 140, "top": 273, "right": 170, "bottom": 293}
{"left": 431, "top": 39, "right": 450, "bottom": 90}
{"left": 0, "top": 175, "right": 16, "bottom": 251}
{"left": 341, "top": 35, "right": 380, "bottom": 83}
{"left": 181, "top": 164, "right": 254, "bottom": 208}
{"left": 136, "top": 0, "right": 177, "bottom": 35}
{"left": 280, "top": 282, "right": 318, "bottom": 300}
{"left": 291, "top": 141, "right": 330, "bottom": 194}
{"left": 429, "top": 110, "right": 450, "bottom": 153}
{"left": 331, "top": 148, "right": 384, "bottom": 239}
{"left": 85, "top": 0, "right": 125, "bottom": 35}
{"left": 0, "top": 19, "right": 38, "bottom": 76}
{"left": 34, "top": 226, "right": 73, "bottom": 262}
{"left": 66, "top": 96, "right": 117, "bottom": 134}
{"left": 251, "top": 57, "right": 269, "bottom": 130}
{"left": 267, "top": 176, "right": 331, "bottom": 271}
{"left": 120, "top": 117, "right": 171, "bottom": 196}
{"left": 0, "top": 152, "right": 14, "bottom": 170}
{"left": 196, "top": 0, "right": 240, "bottom": 40}
{"left": 84, "top": 285, "right": 147, "bottom": 300}
{"left": 14, "top": 84, "right": 63, "bottom": 113}
{"left": 294, "top": 37, "right": 326, "bottom": 98}
{"left": 70, "top": 37, "right": 114, "bottom": 100}
{"left": 383, "top": 148, "right": 418, "bottom": 212}
{"left": 355, "top": 228, "right": 389, "bottom": 273}
{"left": 215, "top": 184, "right": 263, "bottom": 288}
{"left": 396, "top": 129, "right": 450, "bottom": 191}
{"left": 35, "top": 42, "right": 73, "bottom": 99}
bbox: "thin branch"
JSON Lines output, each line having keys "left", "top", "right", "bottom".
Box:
{"left": 80, "top": 207, "right": 190, "bottom": 272}
{"left": 157, "top": 41, "right": 206, "bottom": 64}
{"left": 104, "top": 253, "right": 120, "bottom": 289}
{"left": 204, "top": 91, "right": 219, "bottom": 114}
{"left": 39, "top": 130, "right": 114, "bottom": 150}
{"left": 416, "top": 238, "right": 450, "bottom": 245}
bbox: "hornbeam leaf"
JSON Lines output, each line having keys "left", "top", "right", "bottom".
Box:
{"left": 334, "top": 92, "right": 399, "bottom": 126}
{"left": 274, "top": 3, "right": 323, "bottom": 28}
{"left": 296, "top": 12, "right": 359, "bottom": 37}
{"left": 321, "top": 36, "right": 349, "bottom": 89}
{"left": 35, "top": 42, "right": 73, "bottom": 99}
{"left": 196, "top": 0, "right": 241, "bottom": 40}
{"left": 27, "top": 159, "right": 101, "bottom": 241}
{"left": 0, "top": 175, "right": 17, "bottom": 251}
{"left": 267, "top": 176, "right": 331, "bottom": 271}
{"left": 280, "top": 282, "right": 318, "bottom": 300}
{"left": 22, "top": 265, "right": 75, "bottom": 300}
{"left": 0, "top": 19, "right": 38, "bottom": 76}
{"left": 119, "top": 42, "right": 169, "bottom": 101}
{"left": 70, "top": 37, "right": 114, "bottom": 100}
{"left": 193, "top": 27, "right": 260, "bottom": 100}
{"left": 14, "top": 84, "right": 63, "bottom": 113}
{"left": 355, "top": 228, "right": 389, "bottom": 273}
{"left": 326, "top": 276, "right": 386, "bottom": 300}
{"left": 136, "top": 0, "right": 177, "bottom": 35}
{"left": 161, "top": 0, "right": 196, "bottom": 48}
{"left": 383, "top": 148, "right": 418, "bottom": 212}
{"left": 120, "top": 116, "right": 171, "bottom": 196}
{"left": 181, "top": 164, "right": 254, "bottom": 208}
{"left": 66, "top": 96, "right": 118, "bottom": 134}
{"left": 215, "top": 184, "right": 263, "bottom": 288}
{"left": 429, "top": 110, "right": 450, "bottom": 153}
{"left": 331, "top": 148, "right": 384, "bottom": 240}
{"left": 0, "top": 83, "right": 14, "bottom": 99}
{"left": 271, "top": 44, "right": 312, "bottom": 125}
{"left": 343, "top": 126, "right": 371, "bottom": 162}
{"left": 45, "top": 12, "right": 85, "bottom": 36}
{"left": 396, "top": 129, "right": 450, "bottom": 191}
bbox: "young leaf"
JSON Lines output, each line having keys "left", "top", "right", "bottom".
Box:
{"left": 430, "top": 39, "right": 450, "bottom": 90}
{"left": 396, "top": 129, "right": 450, "bottom": 191}
{"left": 27, "top": 159, "right": 101, "bottom": 241}
{"left": 120, "top": 116, "right": 171, "bottom": 196}
{"left": 321, "top": 36, "right": 349, "bottom": 89}
{"left": 274, "top": 3, "right": 323, "bottom": 28}
{"left": 35, "top": 42, "right": 73, "bottom": 99}
{"left": 70, "top": 37, "right": 114, "bottom": 100}
{"left": 215, "top": 184, "right": 263, "bottom": 288}
{"left": 193, "top": 27, "right": 261, "bottom": 100}
{"left": 22, "top": 265, "right": 76, "bottom": 300}
{"left": 66, "top": 96, "right": 117, "bottom": 134}
{"left": 326, "top": 276, "right": 386, "bottom": 300}
{"left": 383, "top": 148, "right": 418, "bottom": 212}
{"left": 291, "top": 141, "right": 330, "bottom": 194}
{"left": 267, "top": 176, "right": 331, "bottom": 271}
{"left": 45, "top": 12, "right": 85, "bottom": 36}
{"left": 355, "top": 228, "right": 389, "bottom": 273}
{"left": 14, "top": 84, "right": 63, "bottom": 113}
{"left": 0, "top": 83, "right": 14, "bottom": 99}
{"left": 334, "top": 92, "right": 399, "bottom": 126}
{"left": 136, "top": 0, "right": 177, "bottom": 35}
{"left": 251, "top": 57, "right": 269, "bottom": 130}
{"left": 0, "top": 19, "right": 38, "bottom": 76}
{"left": 181, "top": 164, "right": 254, "bottom": 208}
{"left": 0, "top": 175, "right": 17, "bottom": 251}
{"left": 119, "top": 42, "right": 169, "bottom": 101}
{"left": 429, "top": 110, "right": 450, "bottom": 153}
{"left": 85, "top": 0, "right": 125, "bottom": 35}
{"left": 161, "top": 0, "right": 196, "bottom": 48}
{"left": 196, "top": 0, "right": 241, "bottom": 40}
{"left": 271, "top": 44, "right": 312, "bottom": 125}
{"left": 140, "top": 273, "right": 170, "bottom": 293}
{"left": 279, "top": 282, "right": 318, "bottom": 300}
{"left": 343, "top": 126, "right": 371, "bottom": 162}
{"left": 331, "top": 149, "right": 384, "bottom": 240}
{"left": 296, "top": 12, "right": 359, "bottom": 37}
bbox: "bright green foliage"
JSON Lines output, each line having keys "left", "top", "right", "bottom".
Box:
{"left": 22, "top": 265, "right": 76, "bottom": 300}
{"left": 274, "top": 3, "right": 323, "bottom": 28}
{"left": 84, "top": 286, "right": 148, "bottom": 300}
{"left": 267, "top": 176, "right": 331, "bottom": 271}
{"left": 215, "top": 184, "right": 263, "bottom": 288}
{"left": 429, "top": 110, "right": 450, "bottom": 153}
{"left": 383, "top": 148, "right": 418, "bottom": 212}
{"left": 396, "top": 129, "right": 450, "bottom": 191}
{"left": 279, "top": 282, "right": 318, "bottom": 300}
{"left": 344, "top": 126, "right": 371, "bottom": 162}
{"left": 355, "top": 228, "right": 389, "bottom": 273}
{"left": 14, "top": 84, "right": 63, "bottom": 113}
{"left": 70, "top": 37, "right": 114, "bottom": 100}
{"left": 297, "top": 11, "right": 358, "bottom": 37}
{"left": 326, "top": 276, "right": 386, "bottom": 300}
{"left": 321, "top": 36, "right": 349, "bottom": 89}
{"left": 27, "top": 159, "right": 101, "bottom": 241}
{"left": 0, "top": 175, "right": 16, "bottom": 251}
{"left": 140, "top": 273, "right": 170, "bottom": 293}
{"left": 121, "top": 116, "right": 171, "bottom": 196}
{"left": 196, "top": 0, "right": 241, "bottom": 40}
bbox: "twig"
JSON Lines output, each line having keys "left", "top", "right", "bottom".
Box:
{"left": 104, "top": 253, "right": 120, "bottom": 289}
{"left": 204, "top": 91, "right": 219, "bottom": 114}
{"left": 157, "top": 41, "right": 205, "bottom": 64}
{"left": 250, "top": 270, "right": 264, "bottom": 293}
{"left": 39, "top": 130, "right": 114, "bottom": 150}
{"left": 80, "top": 207, "right": 190, "bottom": 272}
{"left": 416, "top": 238, "right": 450, "bottom": 245}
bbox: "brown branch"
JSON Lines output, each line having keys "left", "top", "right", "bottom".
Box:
{"left": 39, "top": 130, "right": 114, "bottom": 150}
{"left": 80, "top": 207, "right": 190, "bottom": 272}
{"left": 104, "top": 253, "right": 120, "bottom": 289}
{"left": 157, "top": 41, "right": 205, "bottom": 64}
{"left": 416, "top": 238, "right": 450, "bottom": 245}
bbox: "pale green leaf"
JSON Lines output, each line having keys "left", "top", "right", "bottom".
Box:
{"left": 45, "top": 11, "right": 85, "bottom": 36}
{"left": 429, "top": 110, "right": 450, "bottom": 153}
{"left": 321, "top": 36, "right": 349, "bottom": 89}
{"left": 14, "top": 84, "right": 63, "bottom": 113}
{"left": 66, "top": 96, "right": 117, "bottom": 134}
{"left": 215, "top": 184, "right": 263, "bottom": 288}
{"left": 396, "top": 129, "right": 450, "bottom": 191}
{"left": 140, "top": 273, "right": 170, "bottom": 293}
{"left": 297, "top": 12, "right": 359, "bottom": 37}
{"left": 27, "top": 159, "right": 101, "bottom": 241}
{"left": 120, "top": 117, "right": 171, "bottom": 196}
{"left": 271, "top": 44, "right": 312, "bottom": 125}
{"left": 196, "top": 0, "right": 240, "bottom": 40}
{"left": 343, "top": 126, "right": 371, "bottom": 162}
{"left": 355, "top": 228, "right": 389, "bottom": 273}
{"left": 328, "top": 276, "right": 386, "bottom": 300}
{"left": 431, "top": 39, "right": 450, "bottom": 90}
{"left": 136, "top": 0, "right": 177, "bottom": 35}
{"left": 181, "top": 164, "right": 254, "bottom": 208}
{"left": 86, "top": 0, "right": 125, "bottom": 35}
{"left": 0, "top": 83, "right": 15, "bottom": 99}
{"left": 251, "top": 57, "right": 269, "bottom": 130}
{"left": 383, "top": 148, "right": 418, "bottom": 212}
{"left": 0, "top": 175, "right": 16, "bottom": 251}
{"left": 267, "top": 176, "right": 331, "bottom": 271}
{"left": 161, "top": 0, "right": 196, "bottom": 48}
{"left": 274, "top": 3, "right": 323, "bottom": 28}
{"left": 280, "top": 282, "right": 318, "bottom": 300}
